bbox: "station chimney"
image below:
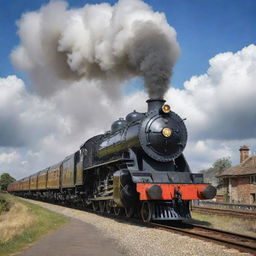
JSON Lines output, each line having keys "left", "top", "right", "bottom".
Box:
{"left": 239, "top": 145, "right": 250, "bottom": 163}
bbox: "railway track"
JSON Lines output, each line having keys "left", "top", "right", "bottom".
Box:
{"left": 151, "top": 222, "right": 256, "bottom": 255}
{"left": 87, "top": 204, "right": 256, "bottom": 254}
{"left": 24, "top": 198, "right": 256, "bottom": 255}
{"left": 192, "top": 206, "right": 256, "bottom": 219}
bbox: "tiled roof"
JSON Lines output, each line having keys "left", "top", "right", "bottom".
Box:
{"left": 217, "top": 156, "right": 256, "bottom": 177}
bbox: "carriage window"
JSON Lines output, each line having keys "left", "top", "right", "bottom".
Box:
{"left": 82, "top": 148, "right": 88, "bottom": 157}
{"left": 76, "top": 151, "right": 80, "bottom": 162}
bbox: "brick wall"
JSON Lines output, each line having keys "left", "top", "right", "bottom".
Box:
{"left": 230, "top": 177, "right": 256, "bottom": 204}
{"left": 230, "top": 178, "right": 238, "bottom": 202}
{"left": 248, "top": 183, "right": 256, "bottom": 204}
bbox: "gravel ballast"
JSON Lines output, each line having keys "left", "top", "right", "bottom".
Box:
{"left": 23, "top": 199, "right": 252, "bottom": 256}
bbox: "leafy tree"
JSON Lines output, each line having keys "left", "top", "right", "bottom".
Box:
{"left": 0, "top": 173, "right": 16, "bottom": 191}
{"left": 200, "top": 157, "right": 232, "bottom": 187}
{"left": 212, "top": 157, "right": 232, "bottom": 171}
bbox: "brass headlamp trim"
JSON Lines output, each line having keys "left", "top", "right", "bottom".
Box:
{"left": 161, "top": 104, "right": 171, "bottom": 113}
{"left": 162, "top": 127, "right": 172, "bottom": 137}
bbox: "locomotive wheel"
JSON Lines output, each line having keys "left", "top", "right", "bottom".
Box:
{"left": 125, "top": 206, "right": 134, "bottom": 218}
{"left": 92, "top": 201, "right": 99, "bottom": 212}
{"left": 99, "top": 201, "right": 105, "bottom": 213}
{"left": 114, "top": 207, "right": 121, "bottom": 216}
{"left": 105, "top": 201, "right": 112, "bottom": 214}
{"left": 141, "top": 201, "right": 152, "bottom": 222}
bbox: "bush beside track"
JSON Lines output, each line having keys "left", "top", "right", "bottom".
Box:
{"left": 0, "top": 194, "right": 10, "bottom": 215}
{"left": 0, "top": 193, "right": 67, "bottom": 256}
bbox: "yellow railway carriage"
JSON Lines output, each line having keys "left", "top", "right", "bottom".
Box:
{"left": 47, "top": 163, "right": 61, "bottom": 189}
{"left": 37, "top": 168, "right": 49, "bottom": 190}
{"left": 62, "top": 154, "right": 75, "bottom": 188}
{"left": 22, "top": 177, "right": 30, "bottom": 191}
{"left": 29, "top": 173, "right": 38, "bottom": 190}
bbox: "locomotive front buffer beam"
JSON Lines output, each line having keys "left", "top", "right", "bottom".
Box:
{"left": 136, "top": 183, "right": 217, "bottom": 201}
{"left": 137, "top": 183, "right": 217, "bottom": 222}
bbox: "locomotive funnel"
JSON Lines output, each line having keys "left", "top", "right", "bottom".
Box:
{"left": 146, "top": 99, "right": 165, "bottom": 112}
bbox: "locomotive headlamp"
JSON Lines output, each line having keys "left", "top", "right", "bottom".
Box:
{"left": 161, "top": 104, "right": 171, "bottom": 113}
{"left": 162, "top": 127, "right": 172, "bottom": 137}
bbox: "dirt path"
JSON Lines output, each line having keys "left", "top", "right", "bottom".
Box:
{"left": 17, "top": 218, "right": 126, "bottom": 256}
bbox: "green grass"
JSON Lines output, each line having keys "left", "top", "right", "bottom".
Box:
{"left": 189, "top": 211, "right": 256, "bottom": 237}
{"left": 0, "top": 193, "right": 68, "bottom": 256}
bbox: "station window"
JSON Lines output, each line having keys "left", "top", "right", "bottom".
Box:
{"left": 249, "top": 175, "right": 256, "bottom": 184}
{"left": 250, "top": 193, "right": 256, "bottom": 204}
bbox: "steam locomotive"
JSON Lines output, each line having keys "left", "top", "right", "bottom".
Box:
{"left": 8, "top": 99, "right": 216, "bottom": 222}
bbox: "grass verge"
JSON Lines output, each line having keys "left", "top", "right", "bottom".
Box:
{"left": 0, "top": 193, "right": 67, "bottom": 256}
{"left": 189, "top": 211, "right": 256, "bottom": 237}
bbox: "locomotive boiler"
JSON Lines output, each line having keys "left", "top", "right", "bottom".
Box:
{"left": 8, "top": 99, "right": 216, "bottom": 222}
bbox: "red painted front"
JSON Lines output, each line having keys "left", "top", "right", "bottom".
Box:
{"left": 136, "top": 183, "right": 210, "bottom": 200}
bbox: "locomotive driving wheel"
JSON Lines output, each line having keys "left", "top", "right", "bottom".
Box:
{"left": 105, "top": 201, "right": 112, "bottom": 214}
{"left": 141, "top": 201, "right": 152, "bottom": 222}
{"left": 99, "top": 201, "right": 105, "bottom": 213}
{"left": 114, "top": 206, "right": 121, "bottom": 216}
{"left": 125, "top": 206, "right": 134, "bottom": 218}
{"left": 92, "top": 201, "right": 99, "bottom": 212}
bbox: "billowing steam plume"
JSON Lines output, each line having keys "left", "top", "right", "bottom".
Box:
{"left": 12, "top": 0, "right": 179, "bottom": 99}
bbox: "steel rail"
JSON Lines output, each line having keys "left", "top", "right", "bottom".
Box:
{"left": 150, "top": 222, "right": 256, "bottom": 255}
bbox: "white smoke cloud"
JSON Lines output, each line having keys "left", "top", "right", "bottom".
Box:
{"left": 11, "top": 0, "right": 179, "bottom": 99}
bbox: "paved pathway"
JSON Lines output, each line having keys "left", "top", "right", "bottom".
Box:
{"left": 18, "top": 218, "right": 127, "bottom": 256}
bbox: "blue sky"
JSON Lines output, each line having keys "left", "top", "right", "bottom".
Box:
{"left": 0, "top": 0, "right": 255, "bottom": 89}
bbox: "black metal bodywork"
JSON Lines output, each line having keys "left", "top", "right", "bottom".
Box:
{"left": 78, "top": 99, "right": 204, "bottom": 220}
{"left": 81, "top": 99, "right": 201, "bottom": 185}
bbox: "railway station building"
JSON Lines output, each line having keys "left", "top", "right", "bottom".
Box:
{"left": 217, "top": 145, "right": 256, "bottom": 204}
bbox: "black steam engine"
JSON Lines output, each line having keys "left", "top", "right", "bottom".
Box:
{"left": 8, "top": 99, "right": 216, "bottom": 222}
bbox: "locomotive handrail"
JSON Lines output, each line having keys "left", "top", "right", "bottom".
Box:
{"left": 84, "top": 158, "right": 134, "bottom": 170}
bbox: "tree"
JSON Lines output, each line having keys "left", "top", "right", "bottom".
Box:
{"left": 0, "top": 173, "right": 16, "bottom": 191}
{"left": 212, "top": 157, "right": 232, "bottom": 172}
{"left": 200, "top": 157, "right": 232, "bottom": 187}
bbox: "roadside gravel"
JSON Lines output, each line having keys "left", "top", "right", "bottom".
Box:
{"left": 23, "top": 199, "right": 252, "bottom": 256}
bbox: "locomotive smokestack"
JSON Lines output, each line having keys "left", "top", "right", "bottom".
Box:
{"left": 146, "top": 99, "right": 166, "bottom": 113}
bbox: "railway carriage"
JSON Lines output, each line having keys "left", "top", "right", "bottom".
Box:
{"left": 37, "top": 168, "right": 48, "bottom": 190}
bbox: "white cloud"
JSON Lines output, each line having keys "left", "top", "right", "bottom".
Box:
{"left": 0, "top": 152, "right": 18, "bottom": 165}
{"left": 0, "top": 74, "right": 147, "bottom": 178}
{"left": 164, "top": 44, "right": 256, "bottom": 171}
{"left": 167, "top": 45, "right": 256, "bottom": 142}
{"left": 1, "top": 44, "right": 256, "bottom": 178}
{"left": 1, "top": 1, "right": 256, "bottom": 178}
{"left": 0, "top": 76, "right": 64, "bottom": 148}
